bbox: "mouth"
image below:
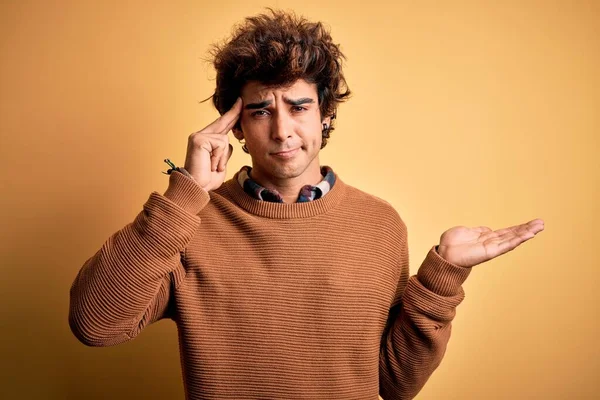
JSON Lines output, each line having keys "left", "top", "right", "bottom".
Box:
{"left": 271, "top": 148, "right": 300, "bottom": 158}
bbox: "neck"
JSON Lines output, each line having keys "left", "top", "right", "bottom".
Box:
{"left": 250, "top": 163, "right": 323, "bottom": 203}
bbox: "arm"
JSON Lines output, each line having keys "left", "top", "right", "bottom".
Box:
{"left": 379, "top": 224, "right": 471, "bottom": 400}
{"left": 379, "top": 216, "right": 544, "bottom": 399}
{"left": 68, "top": 171, "right": 210, "bottom": 346}
{"left": 69, "top": 96, "right": 243, "bottom": 347}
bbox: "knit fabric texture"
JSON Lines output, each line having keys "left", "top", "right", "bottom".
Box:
{"left": 69, "top": 170, "right": 472, "bottom": 400}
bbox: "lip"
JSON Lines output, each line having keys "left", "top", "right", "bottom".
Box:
{"left": 271, "top": 148, "right": 300, "bottom": 158}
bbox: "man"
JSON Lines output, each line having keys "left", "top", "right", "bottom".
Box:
{"left": 69, "top": 9, "right": 544, "bottom": 400}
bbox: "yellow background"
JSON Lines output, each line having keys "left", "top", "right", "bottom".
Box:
{"left": 1, "top": 1, "right": 598, "bottom": 399}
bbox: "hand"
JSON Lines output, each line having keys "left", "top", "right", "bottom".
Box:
{"left": 437, "top": 218, "right": 545, "bottom": 268}
{"left": 184, "top": 97, "right": 243, "bottom": 191}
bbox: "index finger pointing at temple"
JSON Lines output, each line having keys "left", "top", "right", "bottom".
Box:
{"left": 210, "top": 97, "right": 243, "bottom": 135}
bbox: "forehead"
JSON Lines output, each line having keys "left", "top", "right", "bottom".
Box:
{"left": 241, "top": 79, "right": 318, "bottom": 99}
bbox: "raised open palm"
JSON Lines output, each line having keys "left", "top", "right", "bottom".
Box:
{"left": 437, "top": 218, "right": 545, "bottom": 268}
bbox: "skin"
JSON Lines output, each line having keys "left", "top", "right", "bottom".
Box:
{"left": 183, "top": 97, "right": 241, "bottom": 192}
{"left": 232, "top": 79, "right": 331, "bottom": 203}
{"left": 437, "top": 219, "right": 545, "bottom": 267}
{"left": 183, "top": 78, "right": 545, "bottom": 268}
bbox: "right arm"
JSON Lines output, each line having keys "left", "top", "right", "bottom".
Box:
{"left": 69, "top": 96, "right": 244, "bottom": 347}
{"left": 68, "top": 171, "right": 210, "bottom": 346}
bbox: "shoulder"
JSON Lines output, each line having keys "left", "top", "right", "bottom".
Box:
{"left": 343, "top": 183, "right": 395, "bottom": 209}
{"left": 338, "top": 180, "right": 407, "bottom": 235}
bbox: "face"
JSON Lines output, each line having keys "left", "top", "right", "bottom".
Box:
{"left": 233, "top": 79, "right": 331, "bottom": 184}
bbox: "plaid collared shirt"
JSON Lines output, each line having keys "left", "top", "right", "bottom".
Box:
{"left": 236, "top": 165, "right": 335, "bottom": 203}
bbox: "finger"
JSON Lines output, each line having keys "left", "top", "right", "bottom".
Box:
{"left": 218, "top": 144, "right": 234, "bottom": 172}
{"left": 527, "top": 223, "right": 545, "bottom": 235}
{"left": 495, "top": 226, "right": 536, "bottom": 245}
{"left": 482, "top": 220, "right": 543, "bottom": 257}
{"left": 482, "top": 232, "right": 528, "bottom": 259}
{"left": 513, "top": 221, "right": 543, "bottom": 238}
{"left": 196, "top": 144, "right": 213, "bottom": 185}
{"left": 209, "top": 97, "right": 243, "bottom": 135}
{"left": 527, "top": 218, "right": 545, "bottom": 226}
{"left": 498, "top": 232, "right": 535, "bottom": 254}
{"left": 218, "top": 108, "right": 242, "bottom": 135}
{"left": 521, "top": 219, "right": 545, "bottom": 235}
{"left": 210, "top": 140, "right": 227, "bottom": 172}
{"left": 494, "top": 219, "right": 544, "bottom": 236}
{"left": 493, "top": 223, "right": 522, "bottom": 236}
{"left": 493, "top": 222, "right": 535, "bottom": 237}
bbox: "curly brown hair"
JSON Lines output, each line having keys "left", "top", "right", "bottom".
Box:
{"left": 207, "top": 8, "right": 351, "bottom": 150}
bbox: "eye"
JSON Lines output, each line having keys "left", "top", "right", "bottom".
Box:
{"left": 251, "top": 110, "right": 269, "bottom": 117}
{"left": 292, "top": 106, "right": 307, "bottom": 112}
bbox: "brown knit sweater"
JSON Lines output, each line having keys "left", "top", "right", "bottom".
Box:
{"left": 69, "top": 170, "right": 472, "bottom": 400}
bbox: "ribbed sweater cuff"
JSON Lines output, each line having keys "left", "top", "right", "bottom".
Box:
{"left": 416, "top": 245, "right": 472, "bottom": 297}
{"left": 162, "top": 171, "right": 210, "bottom": 215}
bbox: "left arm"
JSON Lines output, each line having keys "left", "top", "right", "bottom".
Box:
{"left": 379, "top": 218, "right": 544, "bottom": 399}
{"left": 379, "top": 234, "right": 471, "bottom": 400}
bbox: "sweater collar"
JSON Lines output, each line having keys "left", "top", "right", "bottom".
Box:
{"left": 221, "top": 169, "right": 347, "bottom": 219}
{"left": 236, "top": 165, "right": 336, "bottom": 203}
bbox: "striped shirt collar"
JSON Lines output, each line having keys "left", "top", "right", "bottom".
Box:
{"left": 236, "top": 165, "right": 336, "bottom": 203}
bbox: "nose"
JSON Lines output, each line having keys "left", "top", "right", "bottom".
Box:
{"left": 270, "top": 109, "right": 293, "bottom": 142}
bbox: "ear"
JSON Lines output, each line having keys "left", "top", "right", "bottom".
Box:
{"left": 321, "top": 115, "right": 332, "bottom": 128}
{"left": 232, "top": 124, "right": 244, "bottom": 140}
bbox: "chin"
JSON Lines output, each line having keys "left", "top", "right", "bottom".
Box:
{"left": 269, "top": 163, "right": 306, "bottom": 179}
{"left": 251, "top": 150, "right": 319, "bottom": 180}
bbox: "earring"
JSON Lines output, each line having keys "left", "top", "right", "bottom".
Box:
{"left": 239, "top": 139, "right": 249, "bottom": 154}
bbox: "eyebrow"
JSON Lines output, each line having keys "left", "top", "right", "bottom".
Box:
{"left": 244, "top": 96, "right": 315, "bottom": 110}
